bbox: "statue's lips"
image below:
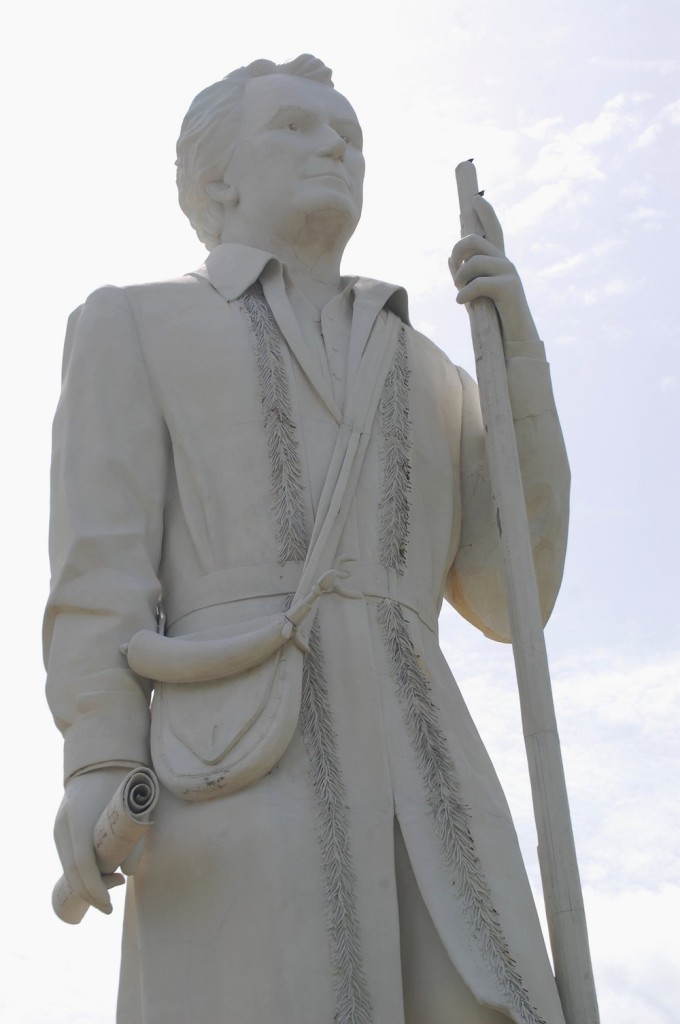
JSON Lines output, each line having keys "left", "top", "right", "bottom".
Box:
{"left": 304, "top": 171, "right": 352, "bottom": 189}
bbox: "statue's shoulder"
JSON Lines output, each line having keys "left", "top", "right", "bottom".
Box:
{"left": 120, "top": 268, "right": 212, "bottom": 314}
{"left": 64, "top": 272, "right": 214, "bottom": 370}
{"left": 77, "top": 271, "right": 223, "bottom": 344}
{"left": 353, "top": 273, "right": 461, "bottom": 383}
{"left": 75, "top": 270, "right": 208, "bottom": 316}
{"left": 402, "top": 319, "right": 460, "bottom": 381}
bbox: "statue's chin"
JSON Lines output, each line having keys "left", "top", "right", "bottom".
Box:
{"left": 221, "top": 200, "right": 361, "bottom": 257}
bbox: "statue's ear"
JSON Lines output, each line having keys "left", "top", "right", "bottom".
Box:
{"left": 205, "top": 181, "right": 239, "bottom": 207}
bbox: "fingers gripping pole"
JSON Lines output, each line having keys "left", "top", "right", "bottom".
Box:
{"left": 455, "top": 161, "right": 599, "bottom": 1024}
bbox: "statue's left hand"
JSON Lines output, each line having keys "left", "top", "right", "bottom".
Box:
{"left": 53, "top": 766, "right": 130, "bottom": 915}
{"left": 449, "top": 195, "right": 540, "bottom": 349}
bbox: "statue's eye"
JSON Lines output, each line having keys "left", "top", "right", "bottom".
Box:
{"left": 287, "top": 123, "right": 298, "bottom": 132}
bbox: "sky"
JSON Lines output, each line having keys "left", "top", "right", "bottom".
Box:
{"left": 2, "top": 0, "right": 679, "bottom": 1021}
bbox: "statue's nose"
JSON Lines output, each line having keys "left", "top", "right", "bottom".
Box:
{"left": 319, "top": 131, "right": 347, "bottom": 160}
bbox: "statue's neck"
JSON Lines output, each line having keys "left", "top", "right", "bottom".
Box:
{"left": 224, "top": 229, "right": 347, "bottom": 309}
{"left": 220, "top": 208, "right": 352, "bottom": 306}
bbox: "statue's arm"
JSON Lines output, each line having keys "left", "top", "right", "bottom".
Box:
{"left": 45, "top": 286, "right": 168, "bottom": 910}
{"left": 445, "top": 198, "right": 570, "bottom": 641}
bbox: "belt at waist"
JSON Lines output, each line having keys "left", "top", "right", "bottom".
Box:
{"left": 164, "top": 561, "right": 440, "bottom": 636}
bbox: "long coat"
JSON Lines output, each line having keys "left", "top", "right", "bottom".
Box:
{"left": 45, "top": 243, "right": 570, "bottom": 1024}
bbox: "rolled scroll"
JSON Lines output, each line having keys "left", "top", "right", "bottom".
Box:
{"left": 52, "top": 767, "right": 159, "bottom": 924}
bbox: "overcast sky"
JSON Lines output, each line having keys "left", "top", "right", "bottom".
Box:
{"left": 2, "top": 1, "right": 679, "bottom": 1021}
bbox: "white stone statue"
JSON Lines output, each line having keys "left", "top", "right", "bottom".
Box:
{"left": 46, "top": 54, "right": 571, "bottom": 1024}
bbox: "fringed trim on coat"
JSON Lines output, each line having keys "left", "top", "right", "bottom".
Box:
{"left": 243, "top": 285, "right": 371, "bottom": 1021}
{"left": 376, "top": 598, "right": 545, "bottom": 1024}
{"left": 301, "top": 618, "right": 373, "bottom": 1024}
{"left": 377, "top": 327, "right": 411, "bottom": 574}
{"left": 241, "top": 283, "right": 308, "bottom": 564}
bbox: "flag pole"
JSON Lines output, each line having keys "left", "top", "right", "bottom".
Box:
{"left": 455, "top": 160, "right": 599, "bottom": 1024}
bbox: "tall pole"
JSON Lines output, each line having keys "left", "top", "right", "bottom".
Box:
{"left": 455, "top": 160, "right": 599, "bottom": 1024}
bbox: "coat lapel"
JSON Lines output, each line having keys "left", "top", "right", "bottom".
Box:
{"left": 194, "top": 252, "right": 410, "bottom": 427}
{"left": 259, "top": 270, "right": 343, "bottom": 425}
{"left": 195, "top": 258, "right": 344, "bottom": 424}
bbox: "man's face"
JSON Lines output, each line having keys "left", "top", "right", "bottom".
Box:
{"left": 222, "top": 73, "right": 365, "bottom": 248}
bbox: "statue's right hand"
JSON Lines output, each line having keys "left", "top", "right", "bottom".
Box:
{"left": 53, "top": 766, "right": 130, "bottom": 915}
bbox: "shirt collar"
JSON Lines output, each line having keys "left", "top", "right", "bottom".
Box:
{"left": 193, "top": 243, "right": 411, "bottom": 325}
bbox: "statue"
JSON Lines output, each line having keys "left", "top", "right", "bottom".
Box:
{"left": 46, "top": 54, "right": 573, "bottom": 1023}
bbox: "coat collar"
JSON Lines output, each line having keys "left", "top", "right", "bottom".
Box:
{"left": 191, "top": 243, "right": 411, "bottom": 326}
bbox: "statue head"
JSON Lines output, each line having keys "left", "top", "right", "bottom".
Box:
{"left": 177, "top": 54, "right": 363, "bottom": 251}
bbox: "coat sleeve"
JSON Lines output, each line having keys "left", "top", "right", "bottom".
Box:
{"left": 445, "top": 345, "right": 570, "bottom": 641}
{"left": 44, "top": 286, "right": 169, "bottom": 782}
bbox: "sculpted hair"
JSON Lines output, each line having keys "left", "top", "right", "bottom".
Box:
{"left": 177, "top": 54, "right": 334, "bottom": 250}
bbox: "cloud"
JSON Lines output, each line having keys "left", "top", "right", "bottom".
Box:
{"left": 583, "top": 278, "right": 632, "bottom": 305}
{"left": 587, "top": 886, "right": 680, "bottom": 1024}
{"left": 526, "top": 94, "right": 645, "bottom": 187}
{"left": 439, "top": 624, "right": 680, "bottom": 885}
{"left": 633, "top": 123, "right": 663, "bottom": 148}
{"left": 528, "top": 136, "right": 605, "bottom": 186}
{"left": 505, "top": 87, "right": 680, "bottom": 248}
{"left": 503, "top": 94, "right": 659, "bottom": 234}
{"left": 592, "top": 238, "right": 623, "bottom": 257}
{"left": 629, "top": 97, "right": 680, "bottom": 149}
{"left": 522, "top": 116, "right": 564, "bottom": 141}
{"left": 661, "top": 98, "right": 680, "bottom": 124}
{"left": 550, "top": 648, "right": 680, "bottom": 882}
{"left": 504, "top": 180, "right": 576, "bottom": 232}
{"left": 628, "top": 205, "right": 667, "bottom": 228}
{"left": 531, "top": 236, "right": 623, "bottom": 292}
{"left": 619, "top": 182, "right": 650, "bottom": 200}
{"left": 536, "top": 253, "right": 585, "bottom": 278}
{"left": 438, "top": 627, "right": 680, "bottom": 1023}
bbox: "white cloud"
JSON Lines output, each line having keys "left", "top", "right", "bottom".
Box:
{"left": 528, "top": 135, "right": 606, "bottom": 186}
{"left": 619, "top": 182, "right": 650, "bottom": 200}
{"left": 537, "top": 253, "right": 585, "bottom": 278}
{"left": 502, "top": 93, "right": 665, "bottom": 238}
{"left": 628, "top": 205, "right": 667, "bottom": 223}
{"left": 548, "top": 650, "right": 680, "bottom": 888}
{"left": 577, "top": 93, "right": 647, "bottom": 145}
{"left": 523, "top": 116, "right": 564, "bottom": 141}
{"left": 661, "top": 98, "right": 680, "bottom": 124}
{"left": 583, "top": 278, "right": 632, "bottom": 305}
{"left": 504, "top": 181, "right": 575, "bottom": 232}
{"left": 592, "top": 238, "right": 623, "bottom": 257}
{"left": 628, "top": 96, "right": 680, "bottom": 149}
{"left": 587, "top": 886, "right": 680, "bottom": 1024}
{"left": 527, "top": 94, "right": 644, "bottom": 188}
{"left": 633, "top": 123, "right": 663, "bottom": 148}
{"left": 438, "top": 624, "right": 680, "bottom": 1020}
